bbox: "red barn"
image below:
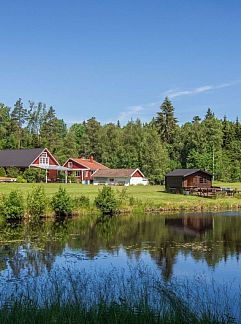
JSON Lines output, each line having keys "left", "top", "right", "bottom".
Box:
{"left": 63, "top": 155, "right": 109, "bottom": 184}
{"left": 0, "top": 148, "right": 62, "bottom": 182}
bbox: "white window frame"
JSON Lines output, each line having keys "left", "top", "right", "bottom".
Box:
{"left": 75, "top": 171, "right": 81, "bottom": 177}
{"left": 68, "top": 161, "right": 73, "bottom": 168}
{"left": 39, "top": 152, "right": 49, "bottom": 165}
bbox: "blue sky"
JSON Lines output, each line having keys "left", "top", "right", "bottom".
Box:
{"left": 0, "top": 1, "right": 241, "bottom": 125}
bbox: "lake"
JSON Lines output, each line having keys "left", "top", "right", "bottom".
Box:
{"left": 0, "top": 211, "right": 241, "bottom": 317}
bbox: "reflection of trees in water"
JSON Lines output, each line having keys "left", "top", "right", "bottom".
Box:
{"left": 67, "top": 214, "right": 241, "bottom": 280}
{"left": 0, "top": 219, "right": 67, "bottom": 277}
{"left": 1, "top": 214, "right": 241, "bottom": 281}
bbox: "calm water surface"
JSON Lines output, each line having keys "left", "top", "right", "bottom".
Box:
{"left": 0, "top": 211, "right": 241, "bottom": 302}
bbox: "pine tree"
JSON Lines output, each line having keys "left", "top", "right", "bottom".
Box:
{"left": 156, "top": 97, "right": 178, "bottom": 144}
{"left": 222, "top": 115, "right": 235, "bottom": 148}
{"left": 10, "top": 98, "right": 28, "bottom": 148}
{"left": 205, "top": 108, "right": 214, "bottom": 120}
{"left": 234, "top": 117, "right": 241, "bottom": 139}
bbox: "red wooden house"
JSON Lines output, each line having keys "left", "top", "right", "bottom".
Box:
{"left": 63, "top": 155, "right": 109, "bottom": 184}
{"left": 0, "top": 148, "right": 64, "bottom": 182}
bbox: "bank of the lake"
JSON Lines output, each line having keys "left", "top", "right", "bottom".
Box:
{"left": 1, "top": 182, "right": 241, "bottom": 216}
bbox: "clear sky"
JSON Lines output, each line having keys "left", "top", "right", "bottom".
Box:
{"left": 0, "top": 1, "right": 241, "bottom": 125}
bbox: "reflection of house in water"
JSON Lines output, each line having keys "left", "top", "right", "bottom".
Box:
{"left": 165, "top": 217, "right": 213, "bottom": 237}
{"left": 150, "top": 217, "right": 214, "bottom": 281}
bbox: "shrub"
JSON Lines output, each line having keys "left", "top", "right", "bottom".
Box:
{"left": 95, "top": 186, "right": 119, "bottom": 215}
{"left": 27, "top": 186, "right": 47, "bottom": 218}
{"left": 51, "top": 187, "right": 73, "bottom": 216}
{"left": 6, "top": 167, "right": 19, "bottom": 178}
{"left": 17, "top": 175, "right": 27, "bottom": 183}
{"left": 1, "top": 191, "right": 25, "bottom": 220}
{"left": 68, "top": 174, "right": 77, "bottom": 183}
{"left": 0, "top": 167, "right": 6, "bottom": 177}
{"left": 73, "top": 195, "right": 90, "bottom": 208}
{"left": 23, "top": 168, "right": 45, "bottom": 183}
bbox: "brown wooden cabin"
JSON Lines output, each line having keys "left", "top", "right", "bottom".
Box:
{"left": 165, "top": 169, "right": 213, "bottom": 193}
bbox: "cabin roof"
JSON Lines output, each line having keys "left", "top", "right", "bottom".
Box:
{"left": 69, "top": 158, "right": 109, "bottom": 171}
{"left": 166, "top": 169, "right": 212, "bottom": 177}
{"left": 0, "top": 148, "right": 45, "bottom": 167}
{"left": 92, "top": 168, "right": 144, "bottom": 178}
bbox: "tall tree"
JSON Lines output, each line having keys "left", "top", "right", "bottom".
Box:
{"left": 10, "top": 98, "right": 28, "bottom": 148}
{"left": 27, "top": 101, "right": 46, "bottom": 147}
{"left": 156, "top": 97, "right": 178, "bottom": 144}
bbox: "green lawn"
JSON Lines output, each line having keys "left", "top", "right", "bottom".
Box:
{"left": 1, "top": 182, "right": 241, "bottom": 211}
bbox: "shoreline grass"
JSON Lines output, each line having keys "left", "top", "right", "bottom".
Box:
{"left": 0, "top": 266, "right": 239, "bottom": 323}
{"left": 1, "top": 183, "right": 241, "bottom": 216}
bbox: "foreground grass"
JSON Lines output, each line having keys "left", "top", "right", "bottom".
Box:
{"left": 0, "top": 182, "right": 241, "bottom": 213}
{"left": 0, "top": 302, "right": 226, "bottom": 324}
{"left": 0, "top": 266, "right": 238, "bottom": 324}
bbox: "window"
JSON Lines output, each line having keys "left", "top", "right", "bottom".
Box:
{"left": 109, "top": 178, "right": 114, "bottom": 182}
{"left": 84, "top": 171, "right": 88, "bottom": 178}
{"left": 68, "top": 161, "right": 73, "bottom": 168}
{"left": 39, "top": 152, "right": 49, "bottom": 165}
{"left": 200, "top": 176, "right": 207, "bottom": 184}
{"left": 75, "top": 171, "right": 81, "bottom": 177}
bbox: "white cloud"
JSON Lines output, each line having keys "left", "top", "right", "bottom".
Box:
{"left": 118, "top": 105, "right": 144, "bottom": 122}
{"left": 163, "top": 80, "right": 241, "bottom": 99}
{"left": 116, "top": 79, "right": 241, "bottom": 124}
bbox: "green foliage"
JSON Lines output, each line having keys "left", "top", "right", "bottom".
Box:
{"left": 23, "top": 168, "right": 45, "bottom": 183}
{"left": 68, "top": 173, "right": 77, "bottom": 183}
{"left": 51, "top": 187, "right": 73, "bottom": 216}
{"left": 0, "top": 167, "right": 6, "bottom": 177}
{"left": 16, "top": 175, "right": 27, "bottom": 183}
{"left": 1, "top": 191, "right": 24, "bottom": 220}
{"left": 1, "top": 97, "right": 241, "bottom": 182}
{"left": 27, "top": 186, "right": 47, "bottom": 218}
{"left": 95, "top": 186, "right": 119, "bottom": 215}
{"left": 73, "top": 195, "right": 90, "bottom": 208}
{"left": 6, "top": 167, "right": 19, "bottom": 178}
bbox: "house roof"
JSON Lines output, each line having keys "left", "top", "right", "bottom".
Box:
{"left": 92, "top": 168, "right": 144, "bottom": 178}
{"left": 69, "top": 158, "right": 109, "bottom": 171}
{"left": 0, "top": 148, "right": 45, "bottom": 167}
{"left": 166, "top": 169, "right": 212, "bottom": 177}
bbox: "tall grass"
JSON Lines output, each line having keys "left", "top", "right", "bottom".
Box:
{"left": 0, "top": 265, "right": 239, "bottom": 323}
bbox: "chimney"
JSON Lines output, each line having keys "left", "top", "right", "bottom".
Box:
{"left": 90, "top": 154, "right": 94, "bottom": 163}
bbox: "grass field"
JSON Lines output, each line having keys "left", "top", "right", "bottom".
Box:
{"left": 1, "top": 182, "right": 241, "bottom": 212}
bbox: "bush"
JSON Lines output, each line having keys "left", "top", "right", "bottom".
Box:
{"left": 73, "top": 195, "right": 90, "bottom": 208}
{"left": 6, "top": 167, "right": 19, "bottom": 178}
{"left": 0, "top": 167, "right": 6, "bottom": 177}
{"left": 23, "top": 168, "right": 45, "bottom": 183}
{"left": 1, "top": 191, "right": 25, "bottom": 220}
{"left": 51, "top": 187, "right": 73, "bottom": 216}
{"left": 17, "top": 175, "right": 27, "bottom": 183}
{"left": 95, "top": 186, "right": 119, "bottom": 215}
{"left": 27, "top": 186, "right": 47, "bottom": 218}
{"left": 68, "top": 174, "right": 77, "bottom": 183}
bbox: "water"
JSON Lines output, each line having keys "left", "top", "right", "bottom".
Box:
{"left": 0, "top": 211, "right": 241, "bottom": 312}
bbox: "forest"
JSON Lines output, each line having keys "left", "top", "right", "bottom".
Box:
{"left": 0, "top": 97, "right": 241, "bottom": 183}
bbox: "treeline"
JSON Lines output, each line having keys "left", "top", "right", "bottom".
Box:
{"left": 0, "top": 97, "right": 241, "bottom": 182}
